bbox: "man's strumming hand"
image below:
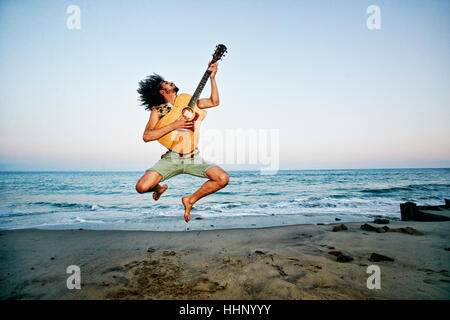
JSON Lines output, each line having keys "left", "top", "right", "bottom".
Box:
{"left": 171, "top": 118, "right": 194, "bottom": 130}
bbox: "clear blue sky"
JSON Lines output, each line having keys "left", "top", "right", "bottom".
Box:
{"left": 0, "top": 0, "right": 449, "bottom": 171}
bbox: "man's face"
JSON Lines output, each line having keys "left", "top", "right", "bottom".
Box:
{"left": 160, "top": 81, "right": 179, "bottom": 94}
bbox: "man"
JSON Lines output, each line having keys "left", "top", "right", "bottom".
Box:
{"left": 135, "top": 62, "right": 229, "bottom": 223}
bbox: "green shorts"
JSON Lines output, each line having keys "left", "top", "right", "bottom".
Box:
{"left": 146, "top": 150, "right": 218, "bottom": 182}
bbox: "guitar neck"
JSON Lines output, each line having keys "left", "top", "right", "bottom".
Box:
{"left": 188, "top": 69, "right": 212, "bottom": 108}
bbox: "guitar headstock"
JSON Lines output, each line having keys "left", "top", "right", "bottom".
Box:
{"left": 211, "top": 44, "right": 227, "bottom": 63}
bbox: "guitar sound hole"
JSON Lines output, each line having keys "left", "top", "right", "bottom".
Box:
{"left": 182, "top": 108, "right": 195, "bottom": 120}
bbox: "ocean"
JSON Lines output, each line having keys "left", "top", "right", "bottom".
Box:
{"left": 0, "top": 168, "right": 449, "bottom": 231}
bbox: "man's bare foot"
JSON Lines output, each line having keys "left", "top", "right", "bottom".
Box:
{"left": 152, "top": 184, "right": 168, "bottom": 201}
{"left": 182, "top": 196, "right": 194, "bottom": 223}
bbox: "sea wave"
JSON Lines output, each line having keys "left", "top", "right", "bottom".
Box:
{"left": 360, "top": 183, "right": 450, "bottom": 195}
{"left": 31, "top": 201, "right": 94, "bottom": 209}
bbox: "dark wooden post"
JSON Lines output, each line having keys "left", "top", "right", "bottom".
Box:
{"left": 400, "top": 202, "right": 416, "bottom": 221}
{"left": 401, "top": 200, "right": 450, "bottom": 221}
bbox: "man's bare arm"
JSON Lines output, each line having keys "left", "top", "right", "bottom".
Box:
{"left": 142, "top": 109, "right": 193, "bottom": 142}
{"left": 197, "top": 62, "right": 220, "bottom": 109}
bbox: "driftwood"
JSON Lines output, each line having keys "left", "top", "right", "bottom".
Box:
{"left": 400, "top": 199, "right": 450, "bottom": 221}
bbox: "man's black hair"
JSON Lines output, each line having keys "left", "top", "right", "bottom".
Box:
{"left": 137, "top": 73, "right": 166, "bottom": 111}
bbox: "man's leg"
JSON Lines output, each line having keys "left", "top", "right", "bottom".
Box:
{"left": 135, "top": 170, "right": 168, "bottom": 201}
{"left": 182, "top": 166, "right": 229, "bottom": 222}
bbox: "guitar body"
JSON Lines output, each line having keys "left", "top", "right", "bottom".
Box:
{"left": 155, "top": 93, "right": 207, "bottom": 154}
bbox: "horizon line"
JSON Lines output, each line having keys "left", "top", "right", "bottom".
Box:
{"left": 1, "top": 167, "right": 449, "bottom": 173}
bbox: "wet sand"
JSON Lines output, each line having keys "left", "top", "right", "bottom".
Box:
{"left": 0, "top": 219, "right": 449, "bottom": 300}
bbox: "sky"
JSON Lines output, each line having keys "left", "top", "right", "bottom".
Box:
{"left": 0, "top": 0, "right": 449, "bottom": 171}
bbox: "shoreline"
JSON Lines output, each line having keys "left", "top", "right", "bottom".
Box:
{"left": 1, "top": 219, "right": 449, "bottom": 300}
{"left": 0, "top": 212, "right": 403, "bottom": 233}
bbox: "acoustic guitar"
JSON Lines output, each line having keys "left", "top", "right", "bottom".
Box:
{"left": 154, "top": 44, "right": 227, "bottom": 155}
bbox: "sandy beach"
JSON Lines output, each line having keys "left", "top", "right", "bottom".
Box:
{"left": 0, "top": 216, "right": 449, "bottom": 300}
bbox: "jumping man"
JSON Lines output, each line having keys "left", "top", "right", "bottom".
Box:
{"left": 135, "top": 62, "right": 229, "bottom": 223}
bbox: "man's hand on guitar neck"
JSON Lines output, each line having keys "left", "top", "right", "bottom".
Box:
{"left": 197, "top": 62, "right": 220, "bottom": 109}
{"left": 208, "top": 62, "right": 218, "bottom": 78}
